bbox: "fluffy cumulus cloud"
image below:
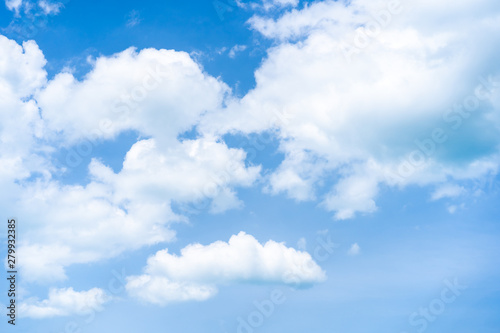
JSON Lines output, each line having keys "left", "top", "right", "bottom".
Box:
{"left": 126, "top": 232, "right": 326, "bottom": 305}
{"left": 0, "top": 34, "right": 260, "bottom": 283}
{"left": 1, "top": 0, "right": 500, "bottom": 313}
{"left": 20, "top": 287, "right": 110, "bottom": 318}
{"left": 15, "top": 136, "right": 259, "bottom": 282}
{"left": 0, "top": 35, "right": 48, "bottom": 202}
{"left": 200, "top": 0, "right": 500, "bottom": 219}
{"left": 37, "top": 46, "right": 228, "bottom": 146}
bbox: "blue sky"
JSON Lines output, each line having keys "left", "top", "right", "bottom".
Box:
{"left": 1, "top": 0, "right": 500, "bottom": 332}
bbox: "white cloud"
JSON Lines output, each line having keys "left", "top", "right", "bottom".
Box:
{"left": 38, "top": 0, "right": 62, "bottom": 14}
{"left": 15, "top": 136, "right": 260, "bottom": 282}
{"left": 15, "top": 175, "right": 178, "bottom": 282}
{"left": 0, "top": 35, "right": 49, "bottom": 194}
{"left": 447, "top": 203, "right": 465, "bottom": 214}
{"left": 0, "top": 36, "right": 47, "bottom": 98}
{"left": 248, "top": 0, "right": 346, "bottom": 39}
{"left": 105, "top": 137, "right": 260, "bottom": 210}
{"left": 297, "top": 237, "right": 307, "bottom": 250}
{"left": 6, "top": 0, "right": 64, "bottom": 15}
{"left": 37, "top": 46, "right": 228, "bottom": 146}
{"left": 255, "top": 0, "right": 299, "bottom": 11}
{"left": 266, "top": 148, "right": 327, "bottom": 201}
{"left": 228, "top": 44, "right": 247, "bottom": 58}
{"left": 200, "top": 0, "right": 500, "bottom": 219}
{"left": 20, "top": 288, "right": 110, "bottom": 318}
{"left": 0, "top": 35, "right": 260, "bottom": 282}
{"left": 1, "top": 0, "right": 500, "bottom": 292}
{"left": 126, "top": 232, "right": 326, "bottom": 305}
{"left": 322, "top": 165, "right": 380, "bottom": 220}
{"left": 126, "top": 9, "right": 141, "bottom": 27}
{"left": 431, "top": 184, "right": 466, "bottom": 200}
{"left": 348, "top": 243, "right": 360, "bottom": 256}
{"left": 126, "top": 276, "right": 217, "bottom": 305}
{"left": 5, "top": 0, "right": 22, "bottom": 12}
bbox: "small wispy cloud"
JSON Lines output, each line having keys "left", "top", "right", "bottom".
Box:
{"left": 348, "top": 243, "right": 360, "bottom": 256}
{"left": 431, "top": 184, "right": 466, "bottom": 201}
{"left": 447, "top": 203, "right": 465, "bottom": 214}
{"left": 126, "top": 9, "right": 141, "bottom": 27}
{"left": 228, "top": 44, "right": 247, "bottom": 58}
{"left": 38, "top": 0, "right": 62, "bottom": 15}
{"left": 297, "top": 237, "right": 307, "bottom": 250}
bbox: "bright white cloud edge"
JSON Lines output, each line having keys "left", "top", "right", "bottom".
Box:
{"left": 126, "top": 232, "right": 326, "bottom": 305}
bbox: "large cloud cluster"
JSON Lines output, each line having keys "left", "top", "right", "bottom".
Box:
{"left": 200, "top": 0, "right": 500, "bottom": 219}
{"left": 1, "top": 0, "right": 500, "bottom": 313}
{"left": 0, "top": 37, "right": 260, "bottom": 282}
